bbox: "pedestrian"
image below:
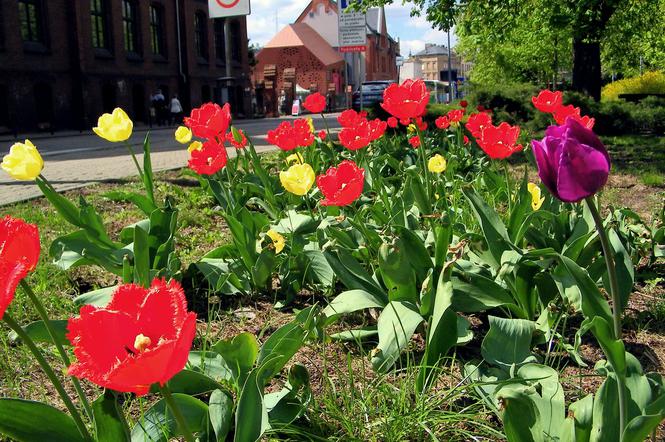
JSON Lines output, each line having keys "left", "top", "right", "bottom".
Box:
{"left": 151, "top": 89, "right": 166, "bottom": 126}
{"left": 169, "top": 94, "right": 183, "bottom": 126}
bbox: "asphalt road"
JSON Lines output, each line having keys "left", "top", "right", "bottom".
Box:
{"left": 0, "top": 113, "right": 342, "bottom": 206}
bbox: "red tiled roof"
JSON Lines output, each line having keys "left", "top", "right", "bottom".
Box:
{"left": 263, "top": 23, "right": 343, "bottom": 67}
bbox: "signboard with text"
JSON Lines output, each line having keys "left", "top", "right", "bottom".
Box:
{"left": 208, "top": 0, "right": 250, "bottom": 18}
{"left": 338, "top": 3, "right": 366, "bottom": 52}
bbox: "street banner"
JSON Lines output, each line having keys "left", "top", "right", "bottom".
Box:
{"left": 208, "top": 0, "right": 250, "bottom": 18}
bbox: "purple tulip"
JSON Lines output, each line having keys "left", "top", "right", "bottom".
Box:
{"left": 531, "top": 118, "right": 611, "bottom": 203}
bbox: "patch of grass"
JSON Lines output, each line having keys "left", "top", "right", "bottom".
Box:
{"left": 289, "top": 353, "right": 503, "bottom": 441}
{"left": 640, "top": 171, "right": 665, "bottom": 187}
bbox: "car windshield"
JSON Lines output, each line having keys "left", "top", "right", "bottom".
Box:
{"left": 361, "top": 83, "right": 390, "bottom": 92}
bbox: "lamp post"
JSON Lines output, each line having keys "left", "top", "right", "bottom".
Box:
{"left": 447, "top": 28, "right": 453, "bottom": 102}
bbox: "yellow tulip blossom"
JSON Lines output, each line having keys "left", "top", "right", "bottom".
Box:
{"left": 93, "top": 108, "right": 133, "bottom": 142}
{"left": 187, "top": 141, "right": 203, "bottom": 153}
{"left": 306, "top": 117, "right": 315, "bottom": 133}
{"left": 527, "top": 183, "right": 545, "bottom": 211}
{"left": 428, "top": 154, "right": 447, "bottom": 173}
{"left": 1, "top": 139, "right": 43, "bottom": 181}
{"left": 266, "top": 229, "right": 285, "bottom": 253}
{"left": 175, "top": 126, "right": 192, "bottom": 144}
{"left": 286, "top": 152, "right": 304, "bottom": 165}
{"left": 279, "top": 163, "right": 315, "bottom": 196}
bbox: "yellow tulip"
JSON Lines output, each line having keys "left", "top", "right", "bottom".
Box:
{"left": 407, "top": 123, "right": 417, "bottom": 136}
{"left": 175, "top": 126, "right": 192, "bottom": 144}
{"left": 93, "top": 108, "right": 133, "bottom": 142}
{"left": 279, "top": 163, "right": 315, "bottom": 196}
{"left": 528, "top": 183, "right": 545, "bottom": 211}
{"left": 187, "top": 141, "right": 203, "bottom": 153}
{"left": 428, "top": 154, "right": 447, "bottom": 173}
{"left": 286, "top": 152, "right": 304, "bottom": 165}
{"left": 1, "top": 139, "right": 43, "bottom": 180}
{"left": 266, "top": 229, "right": 285, "bottom": 253}
{"left": 306, "top": 117, "right": 315, "bottom": 133}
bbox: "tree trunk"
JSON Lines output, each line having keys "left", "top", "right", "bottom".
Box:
{"left": 572, "top": 38, "right": 602, "bottom": 101}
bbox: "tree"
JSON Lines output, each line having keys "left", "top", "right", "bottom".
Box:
{"left": 357, "top": 0, "right": 663, "bottom": 100}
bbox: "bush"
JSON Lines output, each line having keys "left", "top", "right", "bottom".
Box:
{"left": 601, "top": 71, "right": 665, "bottom": 101}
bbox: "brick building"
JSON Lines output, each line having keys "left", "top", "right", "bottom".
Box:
{"left": 0, "top": 0, "right": 251, "bottom": 133}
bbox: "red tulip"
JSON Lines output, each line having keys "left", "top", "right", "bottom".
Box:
{"left": 303, "top": 93, "right": 326, "bottom": 114}
{"left": 368, "top": 119, "right": 387, "bottom": 141}
{"left": 381, "top": 79, "right": 429, "bottom": 121}
{"left": 460, "top": 100, "right": 468, "bottom": 108}
{"left": 447, "top": 109, "right": 465, "bottom": 123}
{"left": 317, "top": 160, "right": 365, "bottom": 206}
{"left": 225, "top": 129, "right": 247, "bottom": 149}
{"left": 188, "top": 139, "right": 228, "bottom": 175}
{"left": 387, "top": 117, "right": 398, "bottom": 128}
{"left": 414, "top": 117, "right": 428, "bottom": 131}
{"left": 435, "top": 116, "right": 450, "bottom": 130}
{"left": 184, "top": 103, "right": 231, "bottom": 140}
{"left": 465, "top": 112, "right": 492, "bottom": 138}
{"left": 463, "top": 135, "right": 470, "bottom": 145}
{"left": 532, "top": 90, "right": 563, "bottom": 113}
{"left": 477, "top": 122, "right": 523, "bottom": 159}
{"left": 67, "top": 279, "right": 196, "bottom": 396}
{"left": 266, "top": 119, "right": 315, "bottom": 151}
{"left": 318, "top": 130, "right": 327, "bottom": 140}
{"left": 552, "top": 105, "right": 595, "bottom": 129}
{"left": 338, "top": 123, "right": 371, "bottom": 151}
{"left": 408, "top": 135, "right": 421, "bottom": 148}
{"left": 0, "top": 216, "right": 40, "bottom": 318}
{"left": 338, "top": 109, "right": 364, "bottom": 128}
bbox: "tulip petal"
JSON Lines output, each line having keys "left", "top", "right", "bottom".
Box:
{"left": 556, "top": 139, "right": 610, "bottom": 202}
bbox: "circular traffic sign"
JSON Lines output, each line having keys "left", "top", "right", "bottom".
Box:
{"left": 216, "top": 0, "right": 240, "bottom": 8}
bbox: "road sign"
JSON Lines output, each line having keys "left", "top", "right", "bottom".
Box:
{"left": 338, "top": 10, "right": 366, "bottom": 52}
{"left": 208, "top": 0, "right": 250, "bottom": 18}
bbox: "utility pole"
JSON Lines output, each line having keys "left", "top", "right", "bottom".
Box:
{"left": 447, "top": 28, "right": 453, "bottom": 102}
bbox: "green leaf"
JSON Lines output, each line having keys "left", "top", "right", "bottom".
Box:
{"left": 558, "top": 255, "right": 614, "bottom": 326}
{"left": 131, "top": 394, "right": 209, "bottom": 442}
{"left": 250, "top": 249, "right": 276, "bottom": 291}
{"left": 256, "top": 316, "right": 309, "bottom": 380}
{"left": 568, "top": 394, "right": 594, "bottom": 442}
{"left": 418, "top": 268, "right": 458, "bottom": 392}
{"left": 234, "top": 365, "right": 270, "bottom": 442}
{"left": 379, "top": 240, "right": 418, "bottom": 304}
{"left": 591, "top": 375, "right": 620, "bottom": 442}
{"left": 209, "top": 389, "right": 234, "bottom": 442}
{"left": 323, "top": 289, "right": 387, "bottom": 323}
{"left": 50, "top": 230, "right": 124, "bottom": 275}
{"left": 132, "top": 224, "right": 150, "bottom": 287}
{"left": 73, "top": 285, "right": 118, "bottom": 307}
{"left": 605, "top": 229, "right": 634, "bottom": 312}
{"left": 496, "top": 383, "right": 543, "bottom": 442}
{"left": 93, "top": 391, "right": 131, "bottom": 442}
{"left": 142, "top": 133, "right": 155, "bottom": 204}
{"left": 36, "top": 177, "right": 81, "bottom": 227}
{"left": 104, "top": 191, "right": 158, "bottom": 216}
{"left": 516, "top": 364, "right": 566, "bottom": 440}
{"left": 451, "top": 273, "right": 516, "bottom": 313}
{"left": 371, "top": 301, "right": 424, "bottom": 373}
{"left": 301, "top": 250, "right": 334, "bottom": 288}
{"left": 274, "top": 210, "right": 319, "bottom": 235}
{"left": 323, "top": 249, "right": 387, "bottom": 301}
{"left": 161, "top": 369, "right": 224, "bottom": 395}
{"left": 212, "top": 332, "right": 259, "bottom": 385}
{"left": 622, "top": 391, "right": 665, "bottom": 442}
{"left": 187, "top": 351, "right": 234, "bottom": 382}
{"left": 463, "top": 187, "right": 512, "bottom": 268}
{"left": 0, "top": 398, "right": 85, "bottom": 442}
{"left": 329, "top": 327, "right": 378, "bottom": 341}
{"left": 481, "top": 316, "right": 537, "bottom": 369}
{"left": 8, "top": 319, "right": 69, "bottom": 347}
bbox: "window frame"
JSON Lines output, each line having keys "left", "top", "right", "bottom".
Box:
{"left": 122, "top": 0, "right": 141, "bottom": 57}
{"left": 149, "top": 3, "right": 166, "bottom": 58}
{"left": 18, "top": 0, "right": 48, "bottom": 50}
{"left": 194, "top": 10, "right": 208, "bottom": 61}
{"left": 90, "top": 0, "right": 111, "bottom": 52}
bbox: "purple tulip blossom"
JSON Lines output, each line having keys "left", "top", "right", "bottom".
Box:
{"left": 531, "top": 118, "right": 611, "bottom": 203}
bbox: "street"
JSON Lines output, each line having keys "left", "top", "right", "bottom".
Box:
{"left": 0, "top": 113, "right": 341, "bottom": 206}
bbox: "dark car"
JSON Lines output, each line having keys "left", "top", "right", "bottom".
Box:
{"left": 352, "top": 81, "right": 395, "bottom": 111}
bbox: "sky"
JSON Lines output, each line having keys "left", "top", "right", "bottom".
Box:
{"left": 245, "top": 0, "right": 457, "bottom": 56}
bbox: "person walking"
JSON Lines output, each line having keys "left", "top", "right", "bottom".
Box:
{"left": 169, "top": 94, "right": 183, "bottom": 126}
{"left": 151, "top": 89, "right": 166, "bottom": 126}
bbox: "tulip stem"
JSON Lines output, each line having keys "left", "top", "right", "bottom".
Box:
{"left": 20, "top": 280, "right": 94, "bottom": 421}
{"left": 584, "top": 196, "right": 627, "bottom": 436}
{"left": 3, "top": 313, "right": 92, "bottom": 441}
{"left": 503, "top": 162, "right": 512, "bottom": 215}
{"left": 123, "top": 141, "right": 144, "bottom": 182}
{"left": 320, "top": 113, "right": 332, "bottom": 139}
{"left": 159, "top": 384, "right": 195, "bottom": 442}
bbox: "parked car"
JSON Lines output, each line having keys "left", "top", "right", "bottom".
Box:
{"left": 352, "top": 81, "right": 395, "bottom": 111}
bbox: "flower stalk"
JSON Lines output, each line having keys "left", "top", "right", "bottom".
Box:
{"left": 585, "top": 196, "right": 627, "bottom": 435}
{"left": 159, "top": 384, "right": 195, "bottom": 442}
